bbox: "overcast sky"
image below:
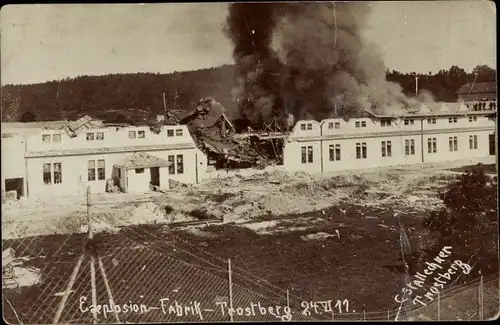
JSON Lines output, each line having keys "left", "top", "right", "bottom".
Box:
{"left": 0, "top": 1, "right": 496, "bottom": 85}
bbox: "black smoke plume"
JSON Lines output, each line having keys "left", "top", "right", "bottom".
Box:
{"left": 225, "top": 2, "right": 412, "bottom": 127}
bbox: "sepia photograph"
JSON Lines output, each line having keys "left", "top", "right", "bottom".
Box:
{"left": 1, "top": 1, "right": 498, "bottom": 323}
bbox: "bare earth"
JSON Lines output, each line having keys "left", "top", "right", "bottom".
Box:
{"left": 2, "top": 156, "right": 495, "bottom": 239}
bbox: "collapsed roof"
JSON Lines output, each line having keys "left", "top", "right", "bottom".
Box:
{"left": 181, "top": 97, "right": 265, "bottom": 165}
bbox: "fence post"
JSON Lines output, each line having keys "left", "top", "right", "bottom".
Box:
{"left": 87, "top": 186, "right": 98, "bottom": 324}
{"left": 479, "top": 271, "right": 484, "bottom": 320}
{"left": 228, "top": 259, "right": 234, "bottom": 322}
{"left": 363, "top": 305, "right": 366, "bottom": 321}
{"left": 437, "top": 291, "right": 440, "bottom": 321}
{"left": 286, "top": 289, "right": 290, "bottom": 309}
{"left": 387, "top": 310, "right": 390, "bottom": 321}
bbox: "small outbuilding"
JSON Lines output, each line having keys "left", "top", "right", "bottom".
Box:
{"left": 114, "top": 152, "right": 173, "bottom": 193}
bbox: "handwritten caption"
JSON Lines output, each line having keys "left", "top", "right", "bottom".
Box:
{"left": 394, "top": 246, "right": 472, "bottom": 306}
{"left": 79, "top": 296, "right": 350, "bottom": 321}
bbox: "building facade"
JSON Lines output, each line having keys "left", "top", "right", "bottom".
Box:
{"left": 283, "top": 102, "right": 496, "bottom": 173}
{"left": 1, "top": 119, "right": 208, "bottom": 199}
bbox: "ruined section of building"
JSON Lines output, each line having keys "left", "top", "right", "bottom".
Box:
{"left": 180, "top": 97, "right": 281, "bottom": 169}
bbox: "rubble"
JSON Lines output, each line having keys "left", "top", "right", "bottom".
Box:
{"left": 180, "top": 97, "right": 282, "bottom": 169}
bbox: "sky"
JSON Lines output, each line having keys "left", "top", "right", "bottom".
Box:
{"left": 0, "top": 1, "right": 496, "bottom": 85}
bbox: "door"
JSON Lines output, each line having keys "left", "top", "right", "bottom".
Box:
{"left": 150, "top": 167, "right": 160, "bottom": 187}
{"left": 489, "top": 133, "right": 496, "bottom": 155}
{"left": 5, "top": 178, "right": 24, "bottom": 199}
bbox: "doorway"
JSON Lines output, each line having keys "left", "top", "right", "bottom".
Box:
{"left": 150, "top": 167, "right": 160, "bottom": 187}
{"left": 5, "top": 178, "right": 24, "bottom": 199}
{"left": 489, "top": 133, "right": 496, "bottom": 155}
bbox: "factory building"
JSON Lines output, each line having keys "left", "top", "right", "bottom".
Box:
{"left": 1, "top": 116, "right": 208, "bottom": 199}
{"left": 283, "top": 102, "right": 496, "bottom": 173}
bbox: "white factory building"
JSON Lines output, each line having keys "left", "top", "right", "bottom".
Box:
{"left": 1, "top": 101, "right": 497, "bottom": 201}
{"left": 283, "top": 102, "right": 496, "bottom": 173}
{"left": 1, "top": 116, "right": 208, "bottom": 199}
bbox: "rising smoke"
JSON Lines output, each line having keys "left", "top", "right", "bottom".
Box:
{"left": 225, "top": 2, "right": 414, "bottom": 126}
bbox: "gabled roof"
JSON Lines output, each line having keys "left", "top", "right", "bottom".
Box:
{"left": 114, "top": 152, "right": 172, "bottom": 169}
{"left": 456, "top": 82, "right": 496, "bottom": 94}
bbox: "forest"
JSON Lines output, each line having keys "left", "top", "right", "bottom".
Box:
{"left": 0, "top": 64, "right": 496, "bottom": 123}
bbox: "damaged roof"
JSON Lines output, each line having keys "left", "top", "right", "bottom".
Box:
{"left": 184, "top": 97, "right": 226, "bottom": 128}
{"left": 114, "top": 152, "right": 172, "bottom": 169}
{"left": 364, "top": 101, "right": 493, "bottom": 118}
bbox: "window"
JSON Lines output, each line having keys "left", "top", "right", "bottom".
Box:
{"left": 86, "top": 132, "right": 95, "bottom": 141}
{"left": 177, "top": 155, "right": 184, "bottom": 174}
{"left": 43, "top": 162, "right": 62, "bottom": 184}
{"left": 306, "top": 123, "right": 312, "bottom": 130}
{"left": 355, "top": 121, "right": 360, "bottom": 128}
{"left": 168, "top": 155, "right": 175, "bottom": 174}
{"left": 97, "top": 159, "right": 105, "bottom": 180}
{"left": 427, "top": 118, "right": 436, "bottom": 124}
{"left": 469, "top": 135, "right": 478, "bottom": 149}
{"left": 405, "top": 139, "right": 415, "bottom": 156}
{"left": 404, "top": 119, "right": 415, "bottom": 126}
{"left": 54, "top": 163, "right": 62, "bottom": 184}
{"left": 469, "top": 116, "right": 477, "bottom": 122}
{"left": 361, "top": 121, "right": 366, "bottom": 127}
{"left": 167, "top": 129, "right": 174, "bottom": 137}
{"left": 328, "top": 122, "right": 334, "bottom": 129}
{"left": 427, "top": 138, "right": 437, "bottom": 153}
{"left": 52, "top": 133, "right": 62, "bottom": 143}
{"left": 42, "top": 134, "right": 51, "bottom": 143}
{"left": 135, "top": 168, "right": 144, "bottom": 174}
{"left": 129, "top": 131, "right": 136, "bottom": 139}
{"left": 301, "top": 146, "right": 313, "bottom": 164}
{"left": 300, "top": 124, "right": 306, "bottom": 130}
{"left": 381, "top": 119, "right": 391, "bottom": 127}
{"left": 96, "top": 132, "right": 104, "bottom": 140}
{"left": 335, "top": 122, "right": 340, "bottom": 129}
{"left": 448, "top": 117, "right": 458, "bottom": 123}
{"left": 88, "top": 160, "right": 96, "bottom": 181}
{"left": 43, "top": 163, "right": 52, "bottom": 184}
{"left": 381, "top": 141, "right": 392, "bottom": 157}
{"left": 175, "top": 129, "right": 183, "bottom": 136}
{"left": 138, "top": 130, "right": 145, "bottom": 139}
{"left": 448, "top": 136, "right": 458, "bottom": 152}
{"left": 329, "top": 144, "right": 341, "bottom": 161}
{"left": 356, "top": 142, "right": 367, "bottom": 159}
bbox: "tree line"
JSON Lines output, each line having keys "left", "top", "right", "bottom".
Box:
{"left": 1, "top": 64, "right": 496, "bottom": 123}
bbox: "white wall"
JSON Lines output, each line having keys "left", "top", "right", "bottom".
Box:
{"left": 25, "top": 125, "right": 195, "bottom": 153}
{"left": 25, "top": 148, "right": 205, "bottom": 198}
{"left": 126, "top": 168, "right": 151, "bottom": 194}
{"left": 284, "top": 114, "right": 495, "bottom": 174}
{"left": 282, "top": 139, "right": 322, "bottom": 172}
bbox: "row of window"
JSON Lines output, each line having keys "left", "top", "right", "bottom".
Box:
{"left": 42, "top": 133, "right": 62, "bottom": 143}
{"left": 87, "top": 132, "right": 105, "bottom": 141}
{"left": 303, "top": 116, "right": 481, "bottom": 132}
{"left": 43, "top": 154, "right": 186, "bottom": 184}
{"left": 427, "top": 135, "right": 478, "bottom": 153}
{"left": 301, "top": 134, "right": 481, "bottom": 163}
{"left": 42, "top": 128, "right": 184, "bottom": 143}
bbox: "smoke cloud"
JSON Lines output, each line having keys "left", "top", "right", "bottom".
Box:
{"left": 225, "top": 2, "right": 414, "bottom": 126}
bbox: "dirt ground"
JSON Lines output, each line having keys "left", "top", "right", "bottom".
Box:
{"left": 1, "top": 156, "right": 495, "bottom": 239}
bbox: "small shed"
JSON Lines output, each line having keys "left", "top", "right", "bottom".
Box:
{"left": 114, "top": 152, "right": 173, "bottom": 193}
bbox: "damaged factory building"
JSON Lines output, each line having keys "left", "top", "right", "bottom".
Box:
{"left": 176, "top": 97, "right": 286, "bottom": 171}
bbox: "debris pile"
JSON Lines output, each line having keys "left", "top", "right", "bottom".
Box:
{"left": 181, "top": 97, "right": 281, "bottom": 169}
